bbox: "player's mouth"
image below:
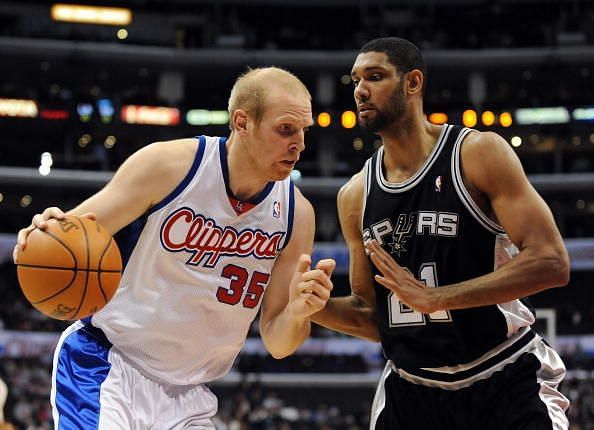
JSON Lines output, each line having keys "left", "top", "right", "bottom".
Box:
{"left": 358, "top": 104, "right": 376, "bottom": 117}
{"left": 281, "top": 159, "right": 297, "bottom": 167}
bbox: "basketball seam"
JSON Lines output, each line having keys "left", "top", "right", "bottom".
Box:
{"left": 96, "top": 237, "right": 116, "bottom": 303}
{"left": 18, "top": 264, "right": 120, "bottom": 273}
{"left": 71, "top": 216, "right": 91, "bottom": 319}
{"left": 29, "top": 271, "right": 79, "bottom": 305}
{"left": 40, "top": 228, "right": 78, "bottom": 269}
{"left": 21, "top": 226, "right": 78, "bottom": 306}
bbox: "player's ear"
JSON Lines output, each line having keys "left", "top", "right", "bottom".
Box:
{"left": 407, "top": 70, "right": 423, "bottom": 96}
{"left": 233, "top": 109, "right": 249, "bottom": 135}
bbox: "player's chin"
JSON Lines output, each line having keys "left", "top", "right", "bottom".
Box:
{"left": 273, "top": 163, "right": 295, "bottom": 179}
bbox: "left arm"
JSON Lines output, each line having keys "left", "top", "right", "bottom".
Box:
{"left": 259, "top": 188, "right": 335, "bottom": 358}
{"left": 369, "top": 131, "right": 570, "bottom": 313}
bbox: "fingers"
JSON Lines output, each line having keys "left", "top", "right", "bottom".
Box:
{"left": 366, "top": 240, "right": 402, "bottom": 276}
{"left": 302, "top": 293, "right": 327, "bottom": 311}
{"left": 297, "top": 279, "right": 332, "bottom": 300}
{"left": 13, "top": 206, "right": 66, "bottom": 264}
{"left": 301, "top": 270, "right": 333, "bottom": 293}
{"left": 315, "top": 258, "right": 336, "bottom": 277}
{"left": 295, "top": 254, "right": 312, "bottom": 274}
{"left": 35, "top": 207, "right": 66, "bottom": 229}
{"left": 81, "top": 212, "right": 97, "bottom": 221}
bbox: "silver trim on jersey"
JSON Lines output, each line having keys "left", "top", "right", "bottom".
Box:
{"left": 369, "top": 361, "right": 392, "bottom": 430}
{"left": 534, "top": 340, "right": 570, "bottom": 429}
{"left": 390, "top": 327, "right": 538, "bottom": 390}
{"left": 361, "top": 158, "right": 372, "bottom": 233}
{"left": 451, "top": 128, "right": 505, "bottom": 235}
{"left": 375, "top": 124, "right": 453, "bottom": 193}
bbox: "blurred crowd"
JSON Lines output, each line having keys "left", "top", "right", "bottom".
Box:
{"left": 2, "top": 262, "right": 594, "bottom": 429}
{"left": 3, "top": 356, "right": 594, "bottom": 429}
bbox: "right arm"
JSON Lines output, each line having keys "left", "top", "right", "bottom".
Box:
{"left": 14, "top": 138, "right": 198, "bottom": 261}
{"left": 311, "top": 172, "right": 380, "bottom": 342}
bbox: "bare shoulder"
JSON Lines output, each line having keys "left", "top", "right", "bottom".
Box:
{"left": 293, "top": 186, "right": 314, "bottom": 219}
{"left": 134, "top": 138, "right": 199, "bottom": 171}
{"left": 113, "top": 137, "right": 201, "bottom": 207}
{"left": 338, "top": 170, "right": 365, "bottom": 214}
{"left": 279, "top": 185, "right": 315, "bottom": 256}
{"left": 460, "top": 130, "right": 526, "bottom": 195}
{"left": 461, "top": 130, "right": 509, "bottom": 155}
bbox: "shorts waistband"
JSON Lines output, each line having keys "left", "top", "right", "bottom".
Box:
{"left": 80, "top": 321, "right": 112, "bottom": 348}
{"left": 390, "top": 327, "right": 538, "bottom": 390}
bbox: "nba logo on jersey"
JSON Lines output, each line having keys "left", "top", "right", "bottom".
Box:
{"left": 273, "top": 201, "right": 281, "bottom": 218}
{"left": 435, "top": 175, "right": 442, "bottom": 192}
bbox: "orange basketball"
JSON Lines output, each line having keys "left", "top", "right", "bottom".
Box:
{"left": 16, "top": 215, "right": 122, "bottom": 320}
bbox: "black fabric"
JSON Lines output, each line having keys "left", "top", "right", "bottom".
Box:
{"left": 362, "top": 125, "right": 534, "bottom": 373}
{"left": 374, "top": 353, "right": 554, "bottom": 430}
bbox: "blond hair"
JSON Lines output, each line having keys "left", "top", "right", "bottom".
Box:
{"left": 227, "top": 67, "right": 311, "bottom": 129}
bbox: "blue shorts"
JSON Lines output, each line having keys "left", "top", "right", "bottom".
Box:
{"left": 51, "top": 321, "right": 217, "bottom": 429}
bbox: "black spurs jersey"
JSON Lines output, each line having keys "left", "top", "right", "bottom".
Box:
{"left": 362, "top": 124, "right": 537, "bottom": 387}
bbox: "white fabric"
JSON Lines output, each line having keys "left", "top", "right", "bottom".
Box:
{"left": 534, "top": 340, "right": 570, "bottom": 430}
{"left": 98, "top": 348, "right": 217, "bottom": 430}
{"left": 92, "top": 136, "right": 292, "bottom": 385}
{"left": 0, "top": 375, "right": 7, "bottom": 422}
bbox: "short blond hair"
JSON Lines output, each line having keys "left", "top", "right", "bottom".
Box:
{"left": 227, "top": 67, "right": 311, "bottom": 129}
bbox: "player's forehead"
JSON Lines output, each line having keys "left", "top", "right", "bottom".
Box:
{"left": 264, "top": 92, "right": 313, "bottom": 126}
{"left": 351, "top": 51, "right": 395, "bottom": 77}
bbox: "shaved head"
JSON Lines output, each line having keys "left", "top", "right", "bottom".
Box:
{"left": 228, "top": 67, "right": 311, "bottom": 129}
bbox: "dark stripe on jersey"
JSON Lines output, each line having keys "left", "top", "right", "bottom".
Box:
{"left": 450, "top": 129, "right": 505, "bottom": 234}
{"left": 363, "top": 124, "right": 534, "bottom": 384}
{"left": 376, "top": 124, "right": 452, "bottom": 193}
{"left": 81, "top": 213, "right": 148, "bottom": 326}
{"left": 219, "top": 137, "right": 275, "bottom": 204}
{"left": 401, "top": 329, "right": 536, "bottom": 383}
{"left": 282, "top": 180, "right": 295, "bottom": 250}
{"left": 113, "top": 212, "right": 149, "bottom": 270}
{"left": 149, "top": 135, "right": 207, "bottom": 214}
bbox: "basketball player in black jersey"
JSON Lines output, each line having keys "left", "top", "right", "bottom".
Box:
{"left": 313, "top": 37, "right": 571, "bottom": 429}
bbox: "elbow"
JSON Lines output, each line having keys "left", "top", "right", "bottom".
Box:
{"left": 369, "top": 332, "right": 382, "bottom": 343}
{"left": 544, "top": 247, "right": 571, "bottom": 288}
{"left": 269, "top": 350, "right": 291, "bottom": 360}
{"left": 357, "top": 317, "right": 381, "bottom": 342}
{"left": 364, "top": 327, "right": 381, "bottom": 343}
{"left": 261, "top": 334, "right": 298, "bottom": 360}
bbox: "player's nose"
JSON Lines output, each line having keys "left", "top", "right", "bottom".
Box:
{"left": 354, "top": 81, "right": 370, "bottom": 102}
{"left": 292, "top": 130, "right": 306, "bottom": 152}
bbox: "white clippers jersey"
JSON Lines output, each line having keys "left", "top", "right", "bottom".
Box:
{"left": 90, "top": 136, "right": 295, "bottom": 385}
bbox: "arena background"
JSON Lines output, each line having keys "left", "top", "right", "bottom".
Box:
{"left": 0, "top": 1, "right": 594, "bottom": 428}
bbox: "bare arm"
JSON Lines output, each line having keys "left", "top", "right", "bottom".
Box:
{"left": 14, "top": 139, "right": 198, "bottom": 261}
{"left": 311, "top": 172, "right": 380, "bottom": 342}
{"left": 368, "top": 131, "right": 569, "bottom": 313}
{"left": 259, "top": 188, "right": 336, "bottom": 359}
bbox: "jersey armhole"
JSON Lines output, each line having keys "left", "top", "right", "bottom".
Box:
{"left": 148, "top": 136, "right": 207, "bottom": 215}
{"left": 281, "top": 180, "right": 295, "bottom": 250}
{"left": 451, "top": 129, "right": 506, "bottom": 235}
{"left": 360, "top": 158, "right": 372, "bottom": 233}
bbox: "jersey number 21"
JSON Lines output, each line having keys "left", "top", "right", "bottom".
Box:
{"left": 388, "top": 262, "right": 452, "bottom": 327}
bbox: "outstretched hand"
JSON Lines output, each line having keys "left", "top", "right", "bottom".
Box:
{"left": 366, "top": 240, "right": 438, "bottom": 314}
{"left": 13, "top": 207, "right": 96, "bottom": 264}
{"left": 288, "top": 254, "right": 336, "bottom": 320}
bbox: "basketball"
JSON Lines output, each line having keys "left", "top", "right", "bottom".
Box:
{"left": 16, "top": 215, "right": 122, "bottom": 320}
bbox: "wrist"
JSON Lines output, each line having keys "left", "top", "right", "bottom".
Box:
{"left": 287, "top": 302, "right": 310, "bottom": 325}
{"left": 429, "top": 288, "right": 446, "bottom": 313}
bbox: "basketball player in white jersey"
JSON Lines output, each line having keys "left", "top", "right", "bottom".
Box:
{"left": 14, "top": 67, "right": 335, "bottom": 429}
{"left": 313, "top": 38, "right": 571, "bottom": 429}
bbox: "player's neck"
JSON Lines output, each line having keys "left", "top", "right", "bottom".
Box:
{"left": 380, "top": 119, "right": 443, "bottom": 181}
{"left": 226, "top": 135, "right": 269, "bottom": 201}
